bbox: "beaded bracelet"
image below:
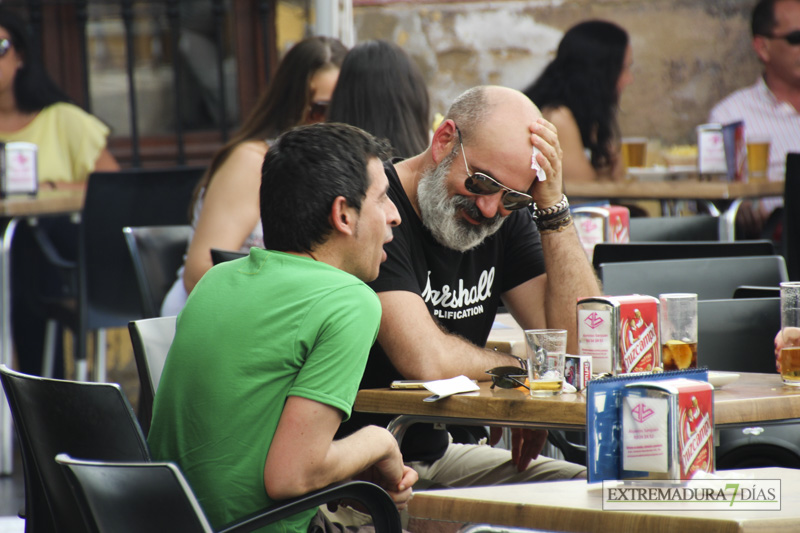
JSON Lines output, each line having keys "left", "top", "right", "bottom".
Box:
{"left": 532, "top": 194, "right": 569, "bottom": 219}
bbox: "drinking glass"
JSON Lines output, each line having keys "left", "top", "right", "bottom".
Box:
{"left": 524, "top": 329, "right": 567, "bottom": 396}
{"left": 659, "top": 293, "right": 698, "bottom": 371}
{"left": 780, "top": 282, "right": 800, "bottom": 386}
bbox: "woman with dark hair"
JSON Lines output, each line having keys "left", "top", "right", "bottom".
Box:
{"left": 0, "top": 7, "right": 118, "bottom": 185}
{"left": 327, "top": 40, "right": 430, "bottom": 159}
{"left": 524, "top": 20, "right": 633, "bottom": 183}
{"left": 161, "top": 35, "right": 347, "bottom": 316}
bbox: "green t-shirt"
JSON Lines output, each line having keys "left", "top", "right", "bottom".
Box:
{"left": 148, "top": 248, "right": 381, "bottom": 533}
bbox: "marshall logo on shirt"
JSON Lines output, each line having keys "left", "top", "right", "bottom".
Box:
{"left": 421, "top": 268, "right": 494, "bottom": 320}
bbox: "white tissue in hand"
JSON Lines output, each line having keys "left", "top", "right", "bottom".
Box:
{"left": 531, "top": 146, "right": 546, "bottom": 181}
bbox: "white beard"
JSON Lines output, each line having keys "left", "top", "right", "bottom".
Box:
{"left": 417, "top": 150, "right": 506, "bottom": 252}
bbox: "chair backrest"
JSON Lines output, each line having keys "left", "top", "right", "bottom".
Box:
{"left": 210, "top": 248, "right": 247, "bottom": 265}
{"left": 629, "top": 215, "right": 720, "bottom": 242}
{"left": 591, "top": 239, "right": 775, "bottom": 271}
{"left": 783, "top": 152, "right": 800, "bottom": 281}
{"left": 697, "top": 298, "right": 780, "bottom": 373}
{"left": 599, "top": 255, "right": 788, "bottom": 300}
{"left": 733, "top": 285, "right": 781, "bottom": 299}
{"left": 80, "top": 167, "right": 203, "bottom": 330}
{"left": 129, "top": 316, "right": 177, "bottom": 436}
{"left": 123, "top": 225, "right": 193, "bottom": 318}
{"left": 56, "top": 454, "right": 213, "bottom": 533}
{"left": 0, "top": 365, "right": 150, "bottom": 533}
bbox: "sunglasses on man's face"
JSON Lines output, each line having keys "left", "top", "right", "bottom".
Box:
{"left": 486, "top": 366, "right": 529, "bottom": 390}
{"left": 0, "top": 39, "right": 12, "bottom": 58}
{"left": 763, "top": 30, "right": 800, "bottom": 45}
{"left": 455, "top": 126, "right": 534, "bottom": 211}
{"left": 307, "top": 100, "right": 329, "bottom": 122}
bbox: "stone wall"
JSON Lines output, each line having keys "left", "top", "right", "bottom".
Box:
{"left": 352, "top": 0, "right": 760, "bottom": 146}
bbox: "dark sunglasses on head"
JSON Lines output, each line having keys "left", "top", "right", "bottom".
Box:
{"left": 761, "top": 30, "right": 800, "bottom": 45}
{"left": 486, "top": 366, "right": 529, "bottom": 390}
{"left": 308, "top": 100, "right": 329, "bottom": 122}
{"left": 0, "top": 39, "right": 12, "bottom": 58}
{"left": 455, "top": 126, "right": 534, "bottom": 211}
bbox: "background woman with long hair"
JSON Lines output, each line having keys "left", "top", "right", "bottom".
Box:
{"left": 524, "top": 20, "right": 633, "bottom": 183}
{"left": 327, "top": 39, "right": 430, "bottom": 159}
{"left": 161, "top": 35, "right": 347, "bottom": 316}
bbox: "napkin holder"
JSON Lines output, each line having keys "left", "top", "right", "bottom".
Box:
{"left": 0, "top": 142, "right": 38, "bottom": 198}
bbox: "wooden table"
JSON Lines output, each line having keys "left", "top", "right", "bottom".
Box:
{"left": 565, "top": 179, "right": 784, "bottom": 241}
{"left": 354, "top": 373, "right": 800, "bottom": 438}
{"left": 0, "top": 189, "right": 84, "bottom": 474}
{"left": 408, "top": 467, "right": 799, "bottom": 533}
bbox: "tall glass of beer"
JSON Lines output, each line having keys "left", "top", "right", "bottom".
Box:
{"left": 659, "top": 293, "right": 698, "bottom": 371}
{"left": 780, "top": 282, "right": 800, "bottom": 386}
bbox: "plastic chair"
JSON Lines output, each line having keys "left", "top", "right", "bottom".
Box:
{"left": 629, "top": 215, "right": 720, "bottom": 241}
{"left": 591, "top": 239, "right": 775, "bottom": 271}
{"left": 0, "top": 365, "right": 151, "bottom": 533}
{"left": 210, "top": 248, "right": 247, "bottom": 265}
{"left": 598, "top": 255, "right": 788, "bottom": 300}
{"left": 128, "top": 316, "right": 177, "bottom": 436}
{"left": 696, "top": 297, "right": 780, "bottom": 373}
{"left": 733, "top": 285, "right": 780, "bottom": 299}
{"left": 123, "top": 225, "right": 193, "bottom": 319}
{"left": 56, "top": 454, "right": 402, "bottom": 533}
{"left": 782, "top": 153, "right": 800, "bottom": 281}
{"left": 40, "top": 167, "right": 203, "bottom": 381}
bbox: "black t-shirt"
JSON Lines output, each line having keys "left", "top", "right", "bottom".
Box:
{"left": 338, "top": 161, "right": 546, "bottom": 461}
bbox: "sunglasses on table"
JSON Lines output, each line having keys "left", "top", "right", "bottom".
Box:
{"left": 455, "top": 126, "right": 534, "bottom": 211}
{"left": 486, "top": 366, "right": 529, "bottom": 390}
{"left": 760, "top": 30, "right": 800, "bottom": 45}
{"left": 307, "top": 100, "right": 330, "bottom": 122}
{"left": 0, "top": 39, "right": 12, "bottom": 58}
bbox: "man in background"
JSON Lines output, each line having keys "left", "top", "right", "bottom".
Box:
{"left": 709, "top": 0, "right": 800, "bottom": 233}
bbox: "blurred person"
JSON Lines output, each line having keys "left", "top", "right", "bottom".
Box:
{"left": 524, "top": 20, "right": 633, "bottom": 184}
{"left": 327, "top": 39, "right": 430, "bottom": 159}
{"left": 148, "top": 123, "right": 415, "bottom": 532}
{"left": 336, "top": 86, "right": 600, "bottom": 496}
{"left": 161, "top": 36, "right": 347, "bottom": 316}
{"left": 709, "top": 0, "right": 800, "bottom": 236}
{"left": 0, "top": 7, "right": 119, "bottom": 376}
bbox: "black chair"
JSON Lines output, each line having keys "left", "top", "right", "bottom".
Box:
{"left": 629, "top": 215, "right": 720, "bottom": 241}
{"left": 598, "top": 255, "right": 788, "bottom": 300}
{"left": 733, "top": 285, "right": 781, "bottom": 299}
{"left": 0, "top": 364, "right": 151, "bottom": 533}
{"left": 41, "top": 167, "right": 203, "bottom": 381}
{"left": 782, "top": 152, "right": 800, "bottom": 281}
{"left": 697, "top": 297, "right": 780, "bottom": 373}
{"left": 210, "top": 248, "right": 247, "bottom": 265}
{"left": 57, "top": 454, "right": 402, "bottom": 533}
{"left": 128, "top": 316, "right": 176, "bottom": 437}
{"left": 591, "top": 239, "right": 775, "bottom": 271}
{"left": 123, "top": 225, "right": 193, "bottom": 318}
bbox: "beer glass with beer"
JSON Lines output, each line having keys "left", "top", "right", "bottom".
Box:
{"left": 659, "top": 293, "right": 698, "bottom": 371}
{"left": 780, "top": 282, "right": 800, "bottom": 386}
{"left": 524, "top": 329, "right": 567, "bottom": 396}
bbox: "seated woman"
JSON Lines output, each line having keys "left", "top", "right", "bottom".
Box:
{"left": 161, "top": 36, "right": 346, "bottom": 316}
{"left": 327, "top": 39, "right": 430, "bottom": 159}
{"left": 524, "top": 20, "right": 633, "bottom": 184}
{"left": 0, "top": 8, "right": 119, "bottom": 376}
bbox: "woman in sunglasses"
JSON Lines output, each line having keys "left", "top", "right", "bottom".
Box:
{"left": 162, "top": 36, "right": 346, "bottom": 316}
{"left": 0, "top": 8, "right": 119, "bottom": 185}
{"left": 0, "top": 7, "right": 119, "bottom": 377}
{"left": 523, "top": 20, "right": 633, "bottom": 184}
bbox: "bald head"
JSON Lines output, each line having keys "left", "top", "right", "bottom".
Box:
{"left": 444, "top": 86, "right": 542, "bottom": 145}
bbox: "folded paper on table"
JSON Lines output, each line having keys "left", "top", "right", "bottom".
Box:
{"left": 586, "top": 367, "right": 708, "bottom": 483}
{"left": 423, "top": 375, "right": 480, "bottom": 402}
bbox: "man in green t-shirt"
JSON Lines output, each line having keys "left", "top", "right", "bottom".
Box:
{"left": 147, "top": 123, "right": 414, "bottom": 532}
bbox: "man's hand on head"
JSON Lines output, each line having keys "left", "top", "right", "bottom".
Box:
{"left": 529, "top": 117, "right": 564, "bottom": 209}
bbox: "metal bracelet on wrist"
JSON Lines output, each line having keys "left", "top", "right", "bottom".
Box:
{"left": 531, "top": 194, "right": 569, "bottom": 219}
